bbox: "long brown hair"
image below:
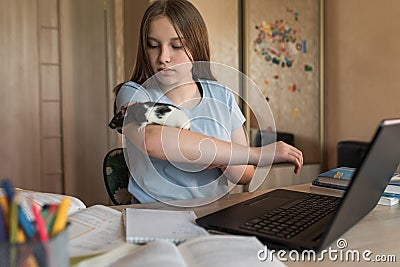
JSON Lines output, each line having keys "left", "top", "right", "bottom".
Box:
{"left": 113, "top": 0, "right": 215, "bottom": 114}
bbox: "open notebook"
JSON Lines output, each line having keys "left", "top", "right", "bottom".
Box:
{"left": 123, "top": 208, "right": 208, "bottom": 244}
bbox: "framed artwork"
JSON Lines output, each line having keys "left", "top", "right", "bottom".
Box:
{"left": 243, "top": 0, "right": 324, "bottom": 164}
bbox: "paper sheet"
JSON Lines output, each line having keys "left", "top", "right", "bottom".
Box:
{"left": 68, "top": 205, "right": 125, "bottom": 257}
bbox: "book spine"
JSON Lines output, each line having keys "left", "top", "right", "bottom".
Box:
{"left": 378, "top": 197, "right": 399, "bottom": 206}
{"left": 312, "top": 180, "right": 400, "bottom": 198}
{"left": 381, "top": 192, "right": 400, "bottom": 198}
{"left": 311, "top": 180, "right": 347, "bottom": 191}
{"left": 384, "top": 184, "right": 400, "bottom": 194}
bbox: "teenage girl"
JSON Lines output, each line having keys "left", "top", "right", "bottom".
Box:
{"left": 113, "top": 0, "right": 303, "bottom": 203}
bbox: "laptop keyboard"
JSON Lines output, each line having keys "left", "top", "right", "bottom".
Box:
{"left": 240, "top": 194, "right": 341, "bottom": 239}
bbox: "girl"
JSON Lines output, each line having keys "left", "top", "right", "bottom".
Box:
{"left": 113, "top": 0, "right": 303, "bottom": 204}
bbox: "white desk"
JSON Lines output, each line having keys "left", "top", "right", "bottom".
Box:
{"left": 115, "top": 184, "right": 400, "bottom": 266}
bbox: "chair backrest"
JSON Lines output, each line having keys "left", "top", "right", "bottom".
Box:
{"left": 103, "top": 148, "right": 138, "bottom": 205}
{"left": 255, "top": 130, "right": 295, "bottom": 147}
{"left": 337, "top": 141, "right": 369, "bottom": 168}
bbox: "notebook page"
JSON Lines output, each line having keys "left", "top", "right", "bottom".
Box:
{"left": 124, "top": 208, "right": 208, "bottom": 244}
{"left": 178, "top": 235, "right": 286, "bottom": 267}
{"left": 0, "top": 188, "right": 86, "bottom": 220}
{"left": 68, "top": 205, "right": 125, "bottom": 257}
{"left": 110, "top": 240, "right": 187, "bottom": 267}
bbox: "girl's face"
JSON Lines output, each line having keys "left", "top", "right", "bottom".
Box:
{"left": 147, "top": 16, "right": 193, "bottom": 87}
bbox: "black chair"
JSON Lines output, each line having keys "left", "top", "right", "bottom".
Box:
{"left": 337, "top": 141, "right": 369, "bottom": 168}
{"left": 255, "top": 130, "right": 295, "bottom": 147}
{"left": 103, "top": 148, "right": 139, "bottom": 205}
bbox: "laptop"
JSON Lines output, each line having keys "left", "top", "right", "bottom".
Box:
{"left": 196, "top": 118, "right": 400, "bottom": 251}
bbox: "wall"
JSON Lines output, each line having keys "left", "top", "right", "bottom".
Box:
{"left": 190, "top": 0, "right": 239, "bottom": 70}
{"left": 324, "top": 0, "right": 400, "bottom": 170}
{"left": 123, "top": 0, "right": 149, "bottom": 79}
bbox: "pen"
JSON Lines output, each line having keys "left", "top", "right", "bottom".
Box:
{"left": 51, "top": 197, "right": 70, "bottom": 236}
{"left": 32, "top": 203, "right": 48, "bottom": 242}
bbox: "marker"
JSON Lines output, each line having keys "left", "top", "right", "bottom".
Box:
{"left": 0, "top": 196, "right": 8, "bottom": 219}
{"left": 32, "top": 203, "right": 48, "bottom": 242}
{"left": 51, "top": 197, "right": 70, "bottom": 236}
{"left": 40, "top": 208, "right": 48, "bottom": 219}
{"left": 23, "top": 256, "right": 39, "bottom": 267}
{"left": 32, "top": 203, "right": 49, "bottom": 267}
{"left": 15, "top": 228, "right": 41, "bottom": 267}
{"left": 9, "top": 200, "right": 18, "bottom": 267}
{"left": 16, "top": 227, "right": 26, "bottom": 243}
{"left": 45, "top": 204, "right": 58, "bottom": 234}
{"left": 9, "top": 201, "right": 18, "bottom": 242}
{"left": 17, "top": 204, "right": 36, "bottom": 240}
{"left": 40, "top": 204, "right": 51, "bottom": 218}
{"left": 0, "top": 205, "right": 7, "bottom": 241}
{"left": 1, "top": 179, "right": 15, "bottom": 204}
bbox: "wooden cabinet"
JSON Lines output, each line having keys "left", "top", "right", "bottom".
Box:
{"left": 0, "top": 0, "right": 120, "bottom": 205}
{"left": 0, "top": 0, "right": 61, "bottom": 193}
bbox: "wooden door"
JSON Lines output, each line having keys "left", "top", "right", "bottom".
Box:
{"left": 60, "top": 0, "right": 119, "bottom": 205}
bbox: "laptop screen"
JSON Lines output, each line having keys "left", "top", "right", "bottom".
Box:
{"left": 321, "top": 119, "right": 400, "bottom": 249}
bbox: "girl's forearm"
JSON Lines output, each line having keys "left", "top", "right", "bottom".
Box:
{"left": 142, "top": 125, "right": 266, "bottom": 166}
{"left": 124, "top": 125, "right": 302, "bottom": 173}
{"left": 223, "top": 165, "right": 255, "bottom": 185}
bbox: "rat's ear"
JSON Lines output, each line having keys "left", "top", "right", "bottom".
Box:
{"left": 120, "top": 102, "right": 138, "bottom": 115}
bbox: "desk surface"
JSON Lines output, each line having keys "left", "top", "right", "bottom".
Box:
{"left": 115, "top": 184, "right": 400, "bottom": 266}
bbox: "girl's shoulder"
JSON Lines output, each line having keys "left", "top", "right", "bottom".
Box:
{"left": 120, "top": 81, "right": 144, "bottom": 91}
{"left": 117, "top": 81, "right": 150, "bottom": 99}
{"left": 119, "top": 81, "right": 162, "bottom": 96}
{"left": 198, "top": 79, "right": 236, "bottom": 100}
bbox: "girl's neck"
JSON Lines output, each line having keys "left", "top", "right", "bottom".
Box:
{"left": 164, "top": 81, "right": 201, "bottom": 109}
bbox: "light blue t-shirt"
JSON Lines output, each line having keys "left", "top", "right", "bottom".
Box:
{"left": 116, "top": 80, "right": 246, "bottom": 203}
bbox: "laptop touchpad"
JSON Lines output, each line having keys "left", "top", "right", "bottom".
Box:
{"left": 245, "top": 196, "right": 292, "bottom": 209}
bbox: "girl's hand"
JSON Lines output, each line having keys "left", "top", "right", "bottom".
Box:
{"left": 206, "top": 164, "right": 227, "bottom": 171}
{"left": 273, "top": 141, "right": 303, "bottom": 173}
{"left": 258, "top": 141, "right": 303, "bottom": 174}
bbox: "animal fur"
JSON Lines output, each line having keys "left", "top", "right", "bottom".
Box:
{"left": 109, "top": 102, "right": 190, "bottom": 132}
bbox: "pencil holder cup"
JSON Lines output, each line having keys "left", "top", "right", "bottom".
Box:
{"left": 0, "top": 227, "right": 69, "bottom": 267}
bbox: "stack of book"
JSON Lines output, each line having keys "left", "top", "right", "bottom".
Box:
{"left": 310, "top": 167, "right": 400, "bottom": 206}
